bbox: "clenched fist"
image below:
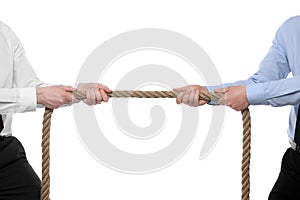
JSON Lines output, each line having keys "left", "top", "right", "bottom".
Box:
{"left": 215, "top": 85, "right": 249, "bottom": 111}
{"left": 36, "top": 85, "right": 75, "bottom": 109}
{"left": 173, "top": 85, "right": 209, "bottom": 107}
{"left": 76, "top": 83, "right": 112, "bottom": 105}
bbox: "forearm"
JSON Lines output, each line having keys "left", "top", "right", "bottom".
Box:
{"left": 0, "top": 88, "right": 37, "bottom": 114}
{"left": 246, "top": 75, "right": 300, "bottom": 107}
{"left": 205, "top": 75, "right": 300, "bottom": 107}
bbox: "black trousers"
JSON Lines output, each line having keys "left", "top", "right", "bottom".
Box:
{"left": 269, "top": 148, "right": 300, "bottom": 200}
{"left": 0, "top": 136, "right": 40, "bottom": 200}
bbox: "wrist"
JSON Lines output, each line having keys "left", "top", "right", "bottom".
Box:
{"left": 36, "top": 87, "right": 44, "bottom": 104}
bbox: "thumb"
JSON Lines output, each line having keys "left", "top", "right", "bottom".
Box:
{"left": 62, "top": 86, "right": 75, "bottom": 92}
{"left": 99, "top": 85, "right": 112, "bottom": 93}
{"left": 173, "top": 86, "right": 189, "bottom": 92}
{"left": 214, "top": 87, "right": 228, "bottom": 94}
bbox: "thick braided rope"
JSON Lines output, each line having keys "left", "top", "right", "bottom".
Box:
{"left": 41, "top": 108, "right": 53, "bottom": 200}
{"left": 41, "top": 90, "right": 251, "bottom": 200}
{"left": 241, "top": 108, "right": 251, "bottom": 200}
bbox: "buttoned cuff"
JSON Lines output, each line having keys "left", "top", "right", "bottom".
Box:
{"left": 246, "top": 83, "right": 266, "bottom": 105}
{"left": 19, "top": 87, "right": 37, "bottom": 112}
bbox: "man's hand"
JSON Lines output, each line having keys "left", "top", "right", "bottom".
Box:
{"left": 173, "top": 85, "right": 209, "bottom": 107}
{"left": 215, "top": 85, "right": 249, "bottom": 111}
{"left": 36, "top": 85, "right": 75, "bottom": 109}
{"left": 77, "top": 83, "right": 112, "bottom": 105}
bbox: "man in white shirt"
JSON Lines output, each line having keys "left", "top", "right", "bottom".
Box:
{"left": 0, "top": 21, "right": 111, "bottom": 200}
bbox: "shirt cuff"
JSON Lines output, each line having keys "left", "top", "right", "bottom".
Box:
{"left": 246, "top": 83, "right": 266, "bottom": 105}
{"left": 19, "top": 87, "right": 37, "bottom": 112}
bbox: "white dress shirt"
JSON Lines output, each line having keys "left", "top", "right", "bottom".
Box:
{"left": 0, "top": 21, "right": 48, "bottom": 136}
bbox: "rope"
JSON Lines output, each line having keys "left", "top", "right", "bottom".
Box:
{"left": 41, "top": 108, "right": 53, "bottom": 200}
{"left": 41, "top": 90, "right": 251, "bottom": 200}
{"left": 241, "top": 108, "right": 251, "bottom": 200}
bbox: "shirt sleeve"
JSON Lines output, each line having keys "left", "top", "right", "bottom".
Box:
{"left": 207, "top": 18, "right": 292, "bottom": 106}
{"left": 246, "top": 75, "right": 300, "bottom": 107}
{"left": 0, "top": 26, "right": 49, "bottom": 114}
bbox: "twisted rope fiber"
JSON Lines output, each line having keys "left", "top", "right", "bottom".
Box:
{"left": 41, "top": 90, "right": 251, "bottom": 200}
{"left": 41, "top": 108, "right": 53, "bottom": 200}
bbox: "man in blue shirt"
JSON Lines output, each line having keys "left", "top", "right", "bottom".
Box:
{"left": 174, "top": 16, "right": 300, "bottom": 199}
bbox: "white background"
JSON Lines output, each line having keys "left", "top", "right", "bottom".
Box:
{"left": 1, "top": 0, "right": 299, "bottom": 199}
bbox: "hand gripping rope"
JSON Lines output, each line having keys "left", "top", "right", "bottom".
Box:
{"left": 41, "top": 90, "right": 251, "bottom": 200}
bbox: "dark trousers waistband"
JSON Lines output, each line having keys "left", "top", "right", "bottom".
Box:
{"left": 0, "top": 135, "right": 11, "bottom": 141}
{"left": 0, "top": 136, "right": 41, "bottom": 199}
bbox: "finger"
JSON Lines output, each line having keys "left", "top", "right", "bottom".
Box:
{"left": 71, "top": 93, "right": 77, "bottom": 103}
{"left": 218, "top": 96, "right": 226, "bottom": 105}
{"left": 221, "top": 95, "right": 232, "bottom": 107}
{"left": 100, "top": 89, "right": 108, "bottom": 102}
{"left": 46, "top": 103, "right": 54, "bottom": 109}
{"left": 176, "top": 92, "right": 184, "bottom": 104}
{"left": 53, "top": 105, "right": 59, "bottom": 109}
{"left": 182, "top": 91, "right": 191, "bottom": 105}
{"left": 234, "top": 103, "right": 247, "bottom": 112}
{"left": 173, "top": 86, "right": 190, "bottom": 93}
{"left": 97, "top": 84, "right": 112, "bottom": 93}
{"left": 230, "top": 104, "right": 240, "bottom": 112}
{"left": 95, "top": 88, "right": 102, "bottom": 104}
{"left": 66, "top": 93, "right": 74, "bottom": 104}
{"left": 187, "top": 90, "right": 195, "bottom": 106}
{"left": 86, "top": 89, "right": 92, "bottom": 105}
{"left": 214, "top": 88, "right": 229, "bottom": 94}
{"left": 194, "top": 89, "right": 200, "bottom": 106}
{"left": 199, "top": 100, "right": 207, "bottom": 106}
{"left": 91, "top": 88, "right": 97, "bottom": 105}
{"left": 50, "top": 102, "right": 60, "bottom": 109}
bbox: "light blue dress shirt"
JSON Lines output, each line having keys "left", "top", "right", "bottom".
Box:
{"left": 207, "top": 16, "right": 300, "bottom": 141}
